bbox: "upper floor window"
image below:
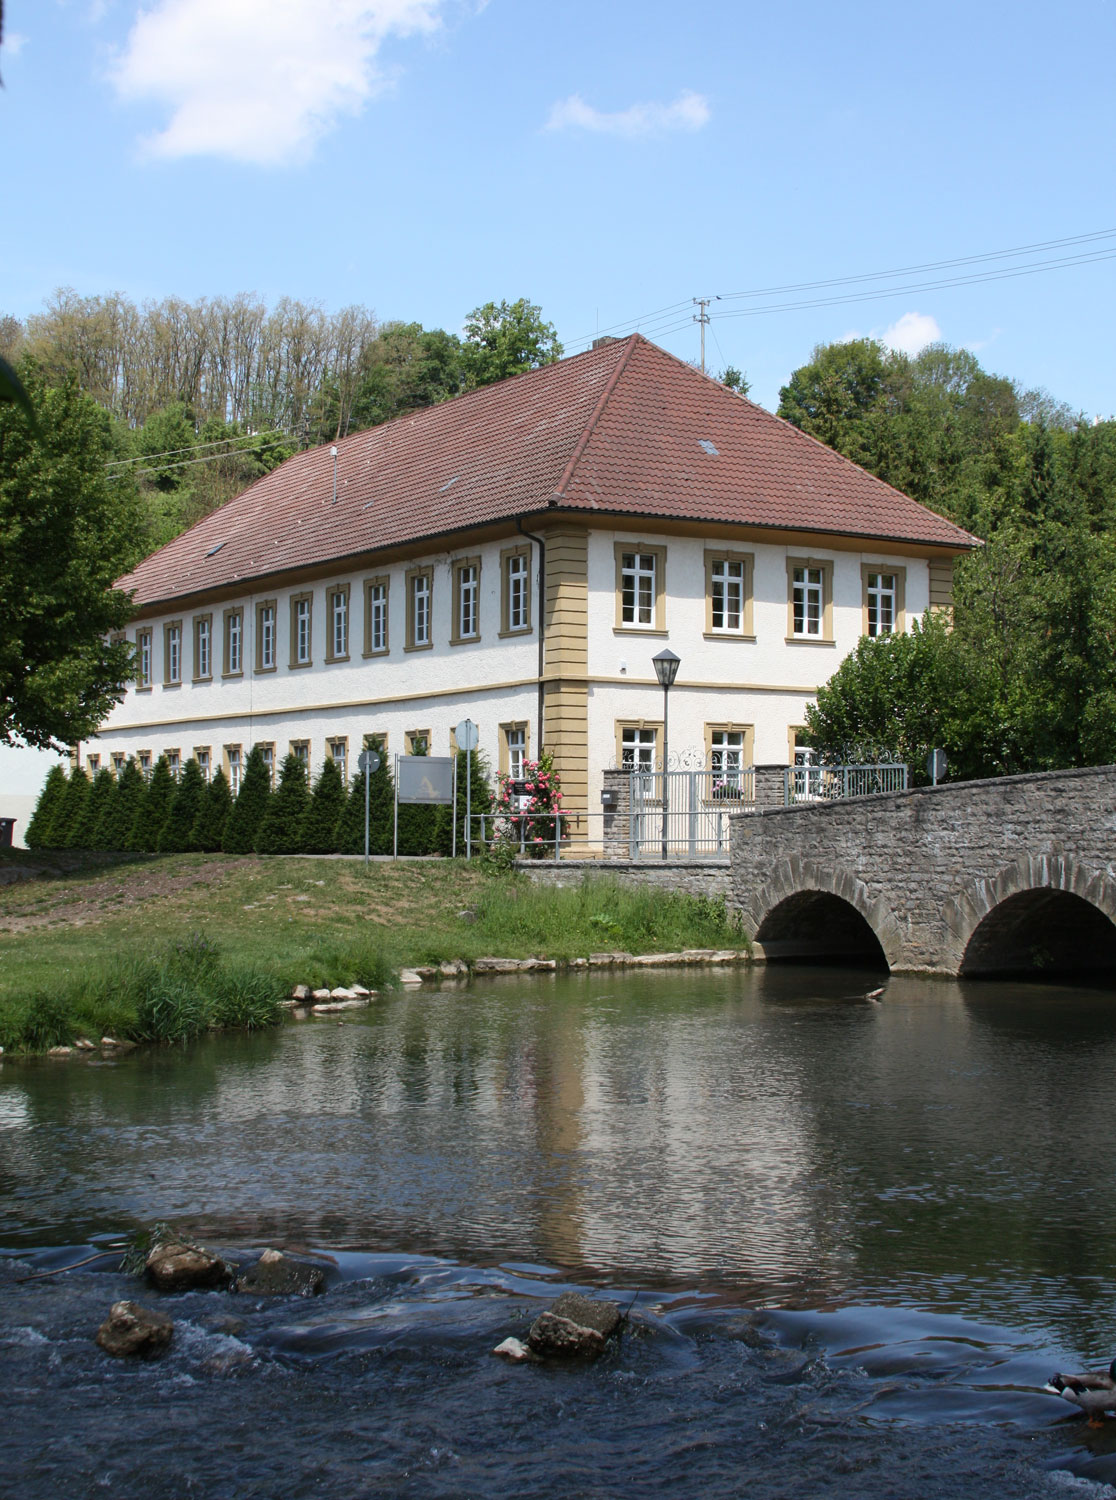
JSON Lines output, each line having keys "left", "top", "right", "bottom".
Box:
{"left": 224, "top": 608, "right": 243, "bottom": 676}
{"left": 290, "top": 594, "right": 313, "bottom": 667}
{"left": 164, "top": 622, "right": 182, "bottom": 684}
{"left": 452, "top": 558, "right": 480, "bottom": 644}
{"left": 501, "top": 548, "right": 531, "bottom": 635}
{"left": 705, "top": 552, "right": 754, "bottom": 637}
{"left": 406, "top": 567, "right": 432, "bottom": 651}
{"left": 193, "top": 615, "right": 212, "bottom": 681}
{"left": 863, "top": 565, "right": 905, "bottom": 638}
{"left": 364, "top": 578, "right": 389, "bottom": 655}
{"left": 787, "top": 558, "right": 833, "bottom": 643}
{"left": 327, "top": 586, "right": 350, "bottom": 661}
{"left": 615, "top": 543, "right": 666, "bottom": 631}
{"left": 136, "top": 629, "right": 152, "bottom": 689}
{"left": 256, "top": 601, "right": 276, "bottom": 672}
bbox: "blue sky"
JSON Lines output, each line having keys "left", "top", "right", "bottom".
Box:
{"left": 3, "top": 0, "right": 1115, "bottom": 415}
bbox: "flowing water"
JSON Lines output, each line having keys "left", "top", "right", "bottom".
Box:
{"left": 3, "top": 966, "right": 1116, "bottom": 1498}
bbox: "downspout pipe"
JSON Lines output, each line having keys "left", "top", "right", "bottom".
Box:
{"left": 516, "top": 517, "right": 546, "bottom": 757}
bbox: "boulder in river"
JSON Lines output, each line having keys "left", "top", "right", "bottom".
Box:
{"left": 526, "top": 1292, "right": 623, "bottom": 1358}
{"left": 96, "top": 1300, "right": 174, "bottom": 1359}
{"left": 145, "top": 1238, "right": 234, "bottom": 1292}
{"left": 234, "top": 1248, "right": 325, "bottom": 1297}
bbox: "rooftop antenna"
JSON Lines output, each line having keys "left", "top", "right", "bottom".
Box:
{"left": 330, "top": 445, "right": 338, "bottom": 505}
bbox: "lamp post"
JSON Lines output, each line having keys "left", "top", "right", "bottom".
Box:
{"left": 652, "top": 648, "right": 680, "bottom": 861}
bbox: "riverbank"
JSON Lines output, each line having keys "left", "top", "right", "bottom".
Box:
{"left": 0, "top": 851, "right": 748, "bottom": 1052}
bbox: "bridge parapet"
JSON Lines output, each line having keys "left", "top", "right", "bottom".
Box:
{"left": 729, "top": 764, "right": 1116, "bottom": 976}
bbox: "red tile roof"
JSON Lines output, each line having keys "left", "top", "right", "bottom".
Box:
{"left": 119, "top": 334, "right": 978, "bottom": 607}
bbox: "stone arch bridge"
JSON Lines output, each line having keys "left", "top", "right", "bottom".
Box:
{"left": 730, "top": 765, "right": 1116, "bottom": 978}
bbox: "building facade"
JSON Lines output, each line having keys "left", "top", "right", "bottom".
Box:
{"left": 89, "top": 335, "right": 976, "bottom": 837}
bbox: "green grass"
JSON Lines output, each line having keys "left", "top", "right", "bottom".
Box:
{"left": 0, "top": 853, "right": 747, "bottom": 1052}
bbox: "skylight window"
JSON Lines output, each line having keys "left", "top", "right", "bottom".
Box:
{"left": 698, "top": 439, "right": 719, "bottom": 456}
{"left": 439, "top": 476, "right": 459, "bottom": 492}
{"left": 205, "top": 541, "right": 226, "bottom": 557}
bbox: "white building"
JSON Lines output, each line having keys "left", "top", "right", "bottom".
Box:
{"left": 88, "top": 335, "right": 976, "bottom": 845}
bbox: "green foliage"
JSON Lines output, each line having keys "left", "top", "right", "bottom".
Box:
{"left": 335, "top": 736, "right": 393, "bottom": 854}
{"left": 0, "top": 364, "right": 141, "bottom": 749}
{"left": 493, "top": 753, "right": 564, "bottom": 857}
{"left": 436, "top": 748, "right": 493, "bottom": 856}
{"left": 24, "top": 764, "right": 68, "bottom": 849}
{"left": 72, "top": 767, "right": 116, "bottom": 850}
{"left": 96, "top": 757, "right": 145, "bottom": 851}
{"left": 52, "top": 765, "right": 90, "bottom": 849}
{"left": 159, "top": 758, "right": 205, "bottom": 853}
{"left": 299, "top": 755, "right": 345, "bottom": 853}
{"left": 128, "top": 755, "right": 176, "bottom": 852}
{"left": 719, "top": 365, "right": 751, "bottom": 397}
{"left": 13, "top": 992, "right": 73, "bottom": 1050}
{"left": 255, "top": 753, "right": 310, "bottom": 854}
{"left": 222, "top": 746, "right": 272, "bottom": 853}
{"left": 191, "top": 767, "right": 232, "bottom": 852}
{"left": 296, "top": 933, "right": 394, "bottom": 992}
{"left": 460, "top": 299, "right": 563, "bottom": 389}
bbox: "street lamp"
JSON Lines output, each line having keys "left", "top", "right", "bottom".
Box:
{"left": 652, "top": 649, "right": 681, "bottom": 861}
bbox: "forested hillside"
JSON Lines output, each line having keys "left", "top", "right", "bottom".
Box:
{"left": 780, "top": 339, "right": 1116, "bottom": 778}
{"left": 0, "top": 292, "right": 562, "bottom": 554}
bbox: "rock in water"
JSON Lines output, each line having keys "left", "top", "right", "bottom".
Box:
{"left": 145, "top": 1238, "right": 233, "bottom": 1292}
{"left": 492, "top": 1336, "right": 532, "bottom": 1361}
{"left": 526, "top": 1292, "right": 623, "bottom": 1358}
{"left": 96, "top": 1301, "right": 174, "bottom": 1359}
{"left": 234, "top": 1248, "right": 325, "bottom": 1297}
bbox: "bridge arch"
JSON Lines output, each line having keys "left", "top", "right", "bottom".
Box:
{"left": 945, "top": 852, "right": 1116, "bottom": 978}
{"left": 745, "top": 858, "right": 899, "bottom": 969}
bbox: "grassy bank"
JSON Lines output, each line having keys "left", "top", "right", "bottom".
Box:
{"left": 0, "top": 853, "right": 747, "bottom": 1052}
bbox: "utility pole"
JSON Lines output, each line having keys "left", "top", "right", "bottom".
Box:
{"left": 693, "top": 297, "right": 710, "bottom": 374}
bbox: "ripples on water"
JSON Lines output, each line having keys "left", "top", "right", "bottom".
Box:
{"left": 3, "top": 967, "right": 1116, "bottom": 1497}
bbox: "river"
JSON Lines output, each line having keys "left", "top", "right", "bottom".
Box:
{"left": 3, "top": 966, "right": 1116, "bottom": 1498}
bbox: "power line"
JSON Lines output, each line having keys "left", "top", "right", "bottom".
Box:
{"left": 566, "top": 226, "right": 1116, "bottom": 351}
{"left": 106, "top": 435, "right": 293, "bottom": 481}
{"left": 105, "top": 426, "right": 292, "bottom": 469}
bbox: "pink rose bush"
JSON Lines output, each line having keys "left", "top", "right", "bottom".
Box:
{"left": 494, "top": 752, "right": 564, "bottom": 858}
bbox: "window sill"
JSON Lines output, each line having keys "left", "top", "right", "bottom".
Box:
{"left": 497, "top": 627, "right": 532, "bottom": 639}
{"left": 254, "top": 665, "right": 276, "bottom": 675}
{"left": 192, "top": 676, "right": 212, "bottom": 685}
{"left": 135, "top": 685, "right": 152, "bottom": 694}
{"left": 784, "top": 636, "right": 836, "bottom": 647}
{"left": 162, "top": 681, "right": 182, "bottom": 690}
{"left": 613, "top": 626, "right": 669, "bottom": 637}
{"left": 362, "top": 649, "right": 389, "bottom": 659}
{"left": 288, "top": 661, "right": 313, "bottom": 670}
{"left": 449, "top": 635, "right": 481, "bottom": 647}
{"left": 702, "top": 632, "right": 757, "bottom": 643}
{"left": 222, "top": 671, "right": 244, "bottom": 680}
{"left": 324, "top": 654, "right": 351, "bottom": 665}
{"left": 404, "top": 642, "right": 433, "bottom": 653}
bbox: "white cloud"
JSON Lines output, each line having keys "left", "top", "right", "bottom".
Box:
{"left": 3, "top": 30, "right": 29, "bottom": 56}
{"left": 881, "top": 311, "right": 942, "bottom": 357}
{"left": 545, "top": 89, "right": 710, "bottom": 140}
{"left": 110, "top": 0, "right": 445, "bottom": 165}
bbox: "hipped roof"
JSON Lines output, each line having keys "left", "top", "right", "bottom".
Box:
{"left": 119, "top": 334, "right": 978, "bottom": 608}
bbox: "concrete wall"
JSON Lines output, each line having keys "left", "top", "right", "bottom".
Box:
{"left": 729, "top": 764, "right": 1116, "bottom": 975}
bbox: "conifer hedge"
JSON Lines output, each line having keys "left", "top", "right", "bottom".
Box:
{"left": 255, "top": 753, "right": 310, "bottom": 854}
{"left": 222, "top": 746, "right": 272, "bottom": 853}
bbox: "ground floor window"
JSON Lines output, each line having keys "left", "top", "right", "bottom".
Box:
{"left": 620, "top": 725, "right": 658, "bottom": 770}
{"left": 710, "top": 730, "right": 745, "bottom": 790}
{"left": 328, "top": 738, "right": 348, "bottom": 783}
{"left": 195, "top": 748, "right": 211, "bottom": 781}
{"left": 258, "top": 743, "right": 275, "bottom": 786}
{"left": 226, "top": 745, "right": 242, "bottom": 797}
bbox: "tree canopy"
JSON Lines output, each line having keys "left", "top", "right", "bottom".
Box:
{"left": 0, "top": 366, "right": 142, "bottom": 749}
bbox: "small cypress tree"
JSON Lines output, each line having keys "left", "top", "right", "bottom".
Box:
{"left": 159, "top": 758, "right": 205, "bottom": 852}
{"left": 436, "top": 748, "right": 494, "bottom": 856}
{"left": 299, "top": 756, "right": 346, "bottom": 853}
{"left": 336, "top": 736, "right": 394, "bottom": 855}
{"left": 24, "top": 765, "right": 69, "bottom": 849}
{"left": 72, "top": 767, "right": 116, "bottom": 850}
{"left": 96, "top": 759, "right": 146, "bottom": 851}
{"left": 255, "top": 753, "right": 310, "bottom": 854}
{"left": 222, "top": 746, "right": 272, "bottom": 854}
{"left": 128, "top": 755, "right": 176, "bottom": 852}
{"left": 191, "top": 767, "right": 233, "bottom": 852}
{"left": 52, "top": 765, "right": 91, "bottom": 848}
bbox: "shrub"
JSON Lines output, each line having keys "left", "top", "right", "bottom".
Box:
{"left": 436, "top": 747, "right": 493, "bottom": 856}
{"left": 160, "top": 758, "right": 205, "bottom": 852}
{"left": 222, "top": 746, "right": 272, "bottom": 853}
{"left": 95, "top": 758, "right": 145, "bottom": 851}
{"left": 191, "top": 767, "right": 232, "bottom": 852}
{"left": 16, "top": 992, "right": 73, "bottom": 1050}
{"left": 256, "top": 753, "right": 310, "bottom": 854}
{"left": 336, "top": 736, "right": 393, "bottom": 855}
{"left": 128, "top": 755, "right": 176, "bottom": 852}
{"left": 24, "top": 765, "right": 69, "bottom": 850}
{"left": 72, "top": 767, "right": 116, "bottom": 850}
{"left": 211, "top": 966, "right": 285, "bottom": 1030}
{"left": 53, "top": 765, "right": 91, "bottom": 849}
{"left": 299, "top": 756, "right": 345, "bottom": 854}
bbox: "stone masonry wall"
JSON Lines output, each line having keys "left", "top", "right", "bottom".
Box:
{"left": 518, "top": 859, "right": 733, "bottom": 901}
{"left": 729, "top": 764, "right": 1116, "bottom": 974}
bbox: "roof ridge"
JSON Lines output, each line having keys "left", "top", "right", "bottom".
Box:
{"left": 551, "top": 334, "right": 640, "bottom": 501}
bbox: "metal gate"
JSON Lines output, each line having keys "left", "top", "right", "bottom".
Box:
{"left": 629, "top": 769, "right": 754, "bottom": 858}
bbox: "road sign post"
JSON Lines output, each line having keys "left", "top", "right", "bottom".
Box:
{"left": 455, "top": 719, "right": 479, "bottom": 860}
{"left": 357, "top": 748, "right": 381, "bottom": 865}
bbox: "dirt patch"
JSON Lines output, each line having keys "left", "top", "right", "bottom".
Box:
{"left": 0, "top": 858, "right": 242, "bottom": 933}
